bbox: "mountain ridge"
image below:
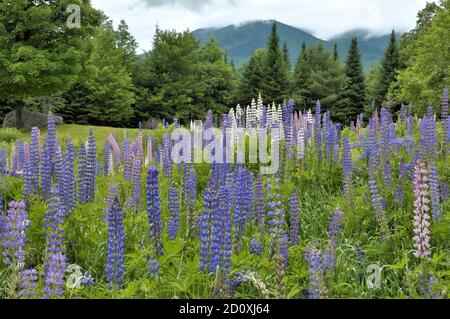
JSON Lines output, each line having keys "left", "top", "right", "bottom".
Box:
{"left": 193, "top": 20, "right": 398, "bottom": 71}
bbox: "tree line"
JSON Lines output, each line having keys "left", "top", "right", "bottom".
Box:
{"left": 0, "top": 0, "right": 448, "bottom": 128}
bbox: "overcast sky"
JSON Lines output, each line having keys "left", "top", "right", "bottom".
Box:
{"left": 91, "top": 0, "right": 432, "bottom": 53}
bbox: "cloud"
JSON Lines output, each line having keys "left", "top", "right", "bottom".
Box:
{"left": 137, "top": 0, "right": 235, "bottom": 11}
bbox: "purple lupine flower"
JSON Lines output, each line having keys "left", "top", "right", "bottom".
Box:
{"left": 107, "top": 134, "right": 122, "bottom": 168}
{"left": 418, "top": 271, "right": 443, "bottom": 299}
{"left": 146, "top": 166, "right": 162, "bottom": 255}
{"left": 30, "top": 127, "right": 40, "bottom": 192}
{"left": 342, "top": 137, "right": 352, "bottom": 199}
{"left": 106, "top": 195, "right": 125, "bottom": 289}
{"left": 147, "top": 257, "right": 160, "bottom": 278}
{"left": 43, "top": 252, "right": 67, "bottom": 298}
{"left": 123, "top": 138, "right": 132, "bottom": 181}
{"left": 325, "top": 123, "right": 337, "bottom": 163}
{"left": 199, "top": 183, "right": 218, "bottom": 272}
{"left": 167, "top": 183, "right": 180, "bottom": 241}
{"left": 250, "top": 237, "right": 262, "bottom": 256}
{"left": 255, "top": 176, "right": 265, "bottom": 231}
{"left": 442, "top": 86, "right": 449, "bottom": 120}
{"left": 86, "top": 129, "right": 97, "bottom": 203}
{"left": 23, "top": 161, "right": 33, "bottom": 200}
{"left": 129, "top": 158, "right": 142, "bottom": 210}
{"left": 289, "top": 192, "right": 300, "bottom": 245}
{"left": 162, "top": 133, "right": 173, "bottom": 177}
{"left": 283, "top": 100, "right": 294, "bottom": 151}
{"left": 304, "top": 246, "right": 326, "bottom": 299}
{"left": 0, "top": 200, "right": 29, "bottom": 266}
{"left": 20, "top": 268, "right": 38, "bottom": 297}
{"left": 80, "top": 273, "right": 95, "bottom": 286}
{"left": 205, "top": 110, "right": 213, "bottom": 130}
{"left": 41, "top": 140, "right": 53, "bottom": 201}
{"left": 428, "top": 163, "right": 441, "bottom": 221}
{"left": 412, "top": 160, "right": 431, "bottom": 260}
{"left": 325, "top": 207, "right": 344, "bottom": 272}
{"left": 380, "top": 108, "right": 392, "bottom": 189}
{"left": 233, "top": 167, "right": 249, "bottom": 252}
{"left": 315, "top": 100, "right": 322, "bottom": 161}
{"left": 0, "top": 148, "right": 7, "bottom": 176}
{"left": 395, "top": 182, "right": 404, "bottom": 208}
{"left": 266, "top": 177, "right": 288, "bottom": 268}
{"left": 103, "top": 141, "right": 112, "bottom": 176}
{"left": 44, "top": 189, "right": 66, "bottom": 256}
{"left": 211, "top": 183, "right": 232, "bottom": 274}
{"left": 185, "top": 167, "right": 197, "bottom": 237}
{"left": 77, "top": 143, "right": 88, "bottom": 205}
{"left": 63, "top": 141, "right": 76, "bottom": 213}
{"left": 54, "top": 147, "right": 64, "bottom": 194}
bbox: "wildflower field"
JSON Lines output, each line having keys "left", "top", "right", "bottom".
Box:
{"left": 0, "top": 91, "right": 449, "bottom": 299}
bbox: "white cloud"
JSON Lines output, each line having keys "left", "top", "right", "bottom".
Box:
{"left": 91, "top": 0, "right": 432, "bottom": 52}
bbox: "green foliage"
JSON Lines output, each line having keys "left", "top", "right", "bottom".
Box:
{"left": 390, "top": 0, "right": 450, "bottom": 115}
{"left": 377, "top": 30, "right": 400, "bottom": 106}
{"left": 0, "top": 128, "right": 24, "bottom": 144}
{"left": 337, "top": 37, "right": 366, "bottom": 123}
{"left": 238, "top": 49, "right": 266, "bottom": 105}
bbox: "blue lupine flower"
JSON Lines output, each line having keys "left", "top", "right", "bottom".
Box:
{"left": 43, "top": 252, "right": 67, "bottom": 298}
{"left": 146, "top": 166, "right": 162, "bottom": 254}
{"left": 106, "top": 195, "right": 125, "bottom": 290}
{"left": 289, "top": 192, "right": 300, "bottom": 245}
{"left": 342, "top": 137, "right": 352, "bottom": 199}
{"left": 167, "top": 183, "right": 180, "bottom": 240}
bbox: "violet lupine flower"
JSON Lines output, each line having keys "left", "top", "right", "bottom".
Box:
{"left": 199, "top": 184, "right": 218, "bottom": 272}
{"left": 283, "top": 100, "right": 294, "bottom": 150}
{"left": 146, "top": 167, "right": 162, "bottom": 255}
{"left": 185, "top": 167, "right": 197, "bottom": 237}
{"left": 326, "top": 123, "right": 337, "bottom": 163}
{"left": 77, "top": 143, "right": 89, "bottom": 205}
{"left": 23, "top": 161, "right": 33, "bottom": 200}
{"left": 304, "top": 246, "right": 326, "bottom": 299}
{"left": 289, "top": 192, "right": 300, "bottom": 245}
{"left": 211, "top": 183, "right": 232, "bottom": 274}
{"left": 107, "top": 134, "right": 122, "bottom": 168}
{"left": 20, "top": 268, "right": 38, "bottom": 297}
{"left": 147, "top": 257, "right": 160, "bottom": 278}
{"left": 167, "top": 183, "right": 180, "bottom": 241}
{"left": 86, "top": 129, "right": 97, "bottom": 203}
{"left": 16, "top": 140, "right": 25, "bottom": 173}
{"left": 380, "top": 108, "right": 392, "bottom": 189}
{"left": 123, "top": 138, "right": 132, "bottom": 181}
{"left": 0, "top": 148, "right": 7, "bottom": 176}
{"left": 63, "top": 141, "right": 76, "bottom": 213}
{"left": 342, "top": 137, "right": 352, "bottom": 199}
{"left": 0, "top": 200, "right": 29, "bottom": 266}
{"left": 428, "top": 163, "right": 441, "bottom": 221}
{"left": 41, "top": 140, "right": 53, "bottom": 201}
{"left": 54, "top": 147, "right": 64, "bottom": 194}
{"left": 103, "top": 141, "right": 112, "bottom": 176}
{"left": 205, "top": 110, "right": 213, "bottom": 130}
{"left": 129, "top": 158, "right": 142, "bottom": 210}
{"left": 266, "top": 177, "right": 288, "bottom": 268}
{"left": 255, "top": 176, "right": 265, "bottom": 231}
{"left": 106, "top": 195, "right": 125, "bottom": 290}
{"left": 442, "top": 86, "right": 449, "bottom": 120}
{"left": 250, "top": 237, "right": 262, "bottom": 256}
{"left": 43, "top": 252, "right": 67, "bottom": 298}
{"left": 314, "top": 101, "right": 322, "bottom": 161}
{"left": 412, "top": 160, "right": 431, "bottom": 260}
{"left": 395, "top": 182, "right": 404, "bottom": 208}
{"left": 325, "top": 207, "right": 344, "bottom": 272}
{"left": 30, "top": 127, "right": 40, "bottom": 192}
{"left": 162, "top": 133, "right": 173, "bottom": 177}
{"left": 233, "top": 167, "right": 249, "bottom": 251}
{"left": 44, "top": 189, "right": 66, "bottom": 256}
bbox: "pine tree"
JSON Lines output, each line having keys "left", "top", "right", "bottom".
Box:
{"left": 333, "top": 43, "right": 339, "bottom": 61}
{"left": 377, "top": 30, "right": 400, "bottom": 105}
{"left": 338, "top": 37, "right": 366, "bottom": 123}
{"left": 292, "top": 42, "right": 310, "bottom": 106}
{"left": 238, "top": 49, "right": 266, "bottom": 105}
{"left": 260, "top": 22, "right": 289, "bottom": 104}
{"left": 283, "top": 42, "right": 291, "bottom": 69}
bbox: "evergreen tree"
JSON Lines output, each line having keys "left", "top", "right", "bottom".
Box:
{"left": 117, "top": 20, "right": 138, "bottom": 70}
{"left": 238, "top": 49, "right": 266, "bottom": 105}
{"left": 377, "top": 30, "right": 400, "bottom": 105}
{"left": 338, "top": 37, "right": 366, "bottom": 122}
{"left": 283, "top": 42, "right": 291, "bottom": 69}
{"left": 292, "top": 42, "right": 310, "bottom": 107}
{"left": 333, "top": 43, "right": 339, "bottom": 61}
{"left": 260, "top": 22, "right": 289, "bottom": 104}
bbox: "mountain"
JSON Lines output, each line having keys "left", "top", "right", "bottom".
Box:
{"left": 193, "top": 20, "right": 396, "bottom": 71}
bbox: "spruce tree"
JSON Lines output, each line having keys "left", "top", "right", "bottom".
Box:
{"left": 283, "top": 42, "right": 291, "bottom": 69}
{"left": 238, "top": 49, "right": 266, "bottom": 104}
{"left": 338, "top": 37, "right": 366, "bottom": 123}
{"left": 260, "top": 22, "right": 289, "bottom": 104}
{"left": 377, "top": 30, "right": 400, "bottom": 105}
{"left": 333, "top": 43, "right": 339, "bottom": 61}
{"left": 292, "top": 42, "right": 310, "bottom": 106}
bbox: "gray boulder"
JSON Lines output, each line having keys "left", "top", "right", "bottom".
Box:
{"left": 3, "top": 109, "right": 63, "bottom": 129}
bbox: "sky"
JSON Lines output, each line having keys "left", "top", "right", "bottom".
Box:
{"left": 91, "top": 0, "right": 432, "bottom": 53}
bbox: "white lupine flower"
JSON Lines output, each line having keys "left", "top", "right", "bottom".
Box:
{"left": 298, "top": 128, "right": 305, "bottom": 160}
